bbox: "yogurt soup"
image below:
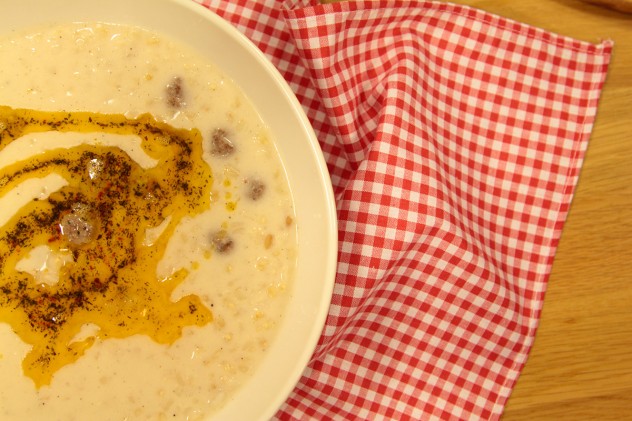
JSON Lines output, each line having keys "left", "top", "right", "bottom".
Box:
{"left": 0, "top": 22, "right": 297, "bottom": 420}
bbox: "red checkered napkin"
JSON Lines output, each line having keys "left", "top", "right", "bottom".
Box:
{"left": 194, "top": 0, "right": 612, "bottom": 419}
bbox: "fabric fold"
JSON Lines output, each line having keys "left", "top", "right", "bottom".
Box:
{"left": 194, "top": 0, "right": 612, "bottom": 419}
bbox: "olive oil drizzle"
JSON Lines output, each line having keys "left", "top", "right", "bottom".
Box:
{"left": 0, "top": 106, "right": 213, "bottom": 388}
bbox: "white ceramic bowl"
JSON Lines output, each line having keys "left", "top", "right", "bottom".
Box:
{"left": 0, "top": 0, "right": 338, "bottom": 420}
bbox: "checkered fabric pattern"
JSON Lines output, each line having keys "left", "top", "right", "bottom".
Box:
{"left": 193, "top": 0, "right": 612, "bottom": 419}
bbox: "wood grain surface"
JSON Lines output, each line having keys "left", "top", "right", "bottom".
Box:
{"left": 323, "top": 1, "right": 632, "bottom": 419}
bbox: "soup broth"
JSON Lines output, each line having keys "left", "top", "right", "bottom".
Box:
{"left": 0, "top": 22, "right": 296, "bottom": 420}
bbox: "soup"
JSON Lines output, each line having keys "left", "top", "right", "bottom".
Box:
{"left": 0, "top": 22, "right": 296, "bottom": 420}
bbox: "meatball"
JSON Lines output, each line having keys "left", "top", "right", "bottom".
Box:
{"left": 245, "top": 178, "right": 266, "bottom": 201}
{"left": 209, "top": 128, "right": 235, "bottom": 157}
{"left": 166, "top": 76, "right": 186, "bottom": 108}
{"left": 211, "top": 230, "right": 234, "bottom": 254}
{"left": 59, "top": 206, "right": 96, "bottom": 246}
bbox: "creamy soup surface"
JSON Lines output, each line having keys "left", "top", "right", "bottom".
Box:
{"left": 0, "top": 22, "right": 296, "bottom": 420}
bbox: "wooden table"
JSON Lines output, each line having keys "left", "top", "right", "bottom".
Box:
{"left": 323, "top": 1, "right": 632, "bottom": 418}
